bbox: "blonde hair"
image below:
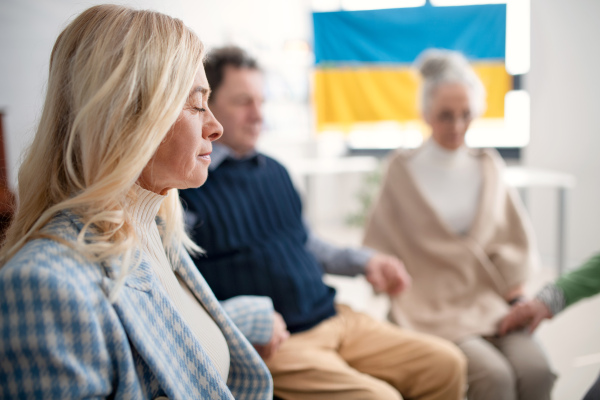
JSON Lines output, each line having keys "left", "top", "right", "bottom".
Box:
{"left": 1, "top": 5, "right": 203, "bottom": 286}
{"left": 416, "top": 49, "right": 487, "bottom": 119}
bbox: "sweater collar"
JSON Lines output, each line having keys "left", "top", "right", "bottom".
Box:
{"left": 210, "top": 143, "right": 265, "bottom": 171}
{"left": 127, "top": 184, "right": 166, "bottom": 231}
{"left": 420, "top": 138, "right": 472, "bottom": 168}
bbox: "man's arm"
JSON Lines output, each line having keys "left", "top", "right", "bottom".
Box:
{"left": 555, "top": 253, "right": 600, "bottom": 308}
{"left": 306, "top": 233, "right": 373, "bottom": 276}
{"left": 306, "top": 233, "right": 411, "bottom": 295}
{"left": 499, "top": 253, "right": 600, "bottom": 335}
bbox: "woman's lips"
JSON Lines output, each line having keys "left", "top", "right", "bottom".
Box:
{"left": 198, "top": 151, "right": 211, "bottom": 161}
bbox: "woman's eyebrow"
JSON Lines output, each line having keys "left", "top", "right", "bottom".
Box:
{"left": 190, "top": 85, "right": 210, "bottom": 97}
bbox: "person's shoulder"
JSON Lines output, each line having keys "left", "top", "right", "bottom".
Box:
{"left": 261, "top": 153, "right": 286, "bottom": 169}
{"left": 385, "top": 147, "right": 416, "bottom": 169}
{"left": 259, "top": 154, "right": 295, "bottom": 177}
{"left": 477, "top": 147, "right": 507, "bottom": 170}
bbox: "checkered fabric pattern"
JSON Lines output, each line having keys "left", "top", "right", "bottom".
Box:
{"left": 0, "top": 212, "right": 273, "bottom": 399}
{"left": 221, "top": 296, "right": 275, "bottom": 346}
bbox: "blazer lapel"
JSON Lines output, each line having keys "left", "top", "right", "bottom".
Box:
{"left": 172, "top": 248, "right": 262, "bottom": 357}
{"left": 171, "top": 247, "right": 272, "bottom": 392}
{"left": 100, "top": 254, "right": 235, "bottom": 400}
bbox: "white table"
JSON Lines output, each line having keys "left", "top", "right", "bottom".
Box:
{"left": 504, "top": 167, "right": 576, "bottom": 275}
{"left": 285, "top": 156, "right": 380, "bottom": 225}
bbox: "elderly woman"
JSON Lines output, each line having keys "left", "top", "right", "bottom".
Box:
{"left": 0, "top": 5, "right": 272, "bottom": 399}
{"left": 363, "top": 49, "right": 555, "bottom": 400}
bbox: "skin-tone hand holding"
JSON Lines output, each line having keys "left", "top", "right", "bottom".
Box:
{"left": 498, "top": 299, "right": 553, "bottom": 336}
{"left": 253, "top": 312, "right": 290, "bottom": 360}
{"left": 365, "top": 253, "right": 412, "bottom": 295}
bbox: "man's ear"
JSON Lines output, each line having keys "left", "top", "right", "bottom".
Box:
{"left": 422, "top": 110, "right": 432, "bottom": 125}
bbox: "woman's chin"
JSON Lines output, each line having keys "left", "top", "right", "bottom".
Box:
{"left": 185, "top": 174, "right": 208, "bottom": 190}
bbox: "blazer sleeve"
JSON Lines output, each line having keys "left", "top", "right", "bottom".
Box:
{"left": 0, "top": 264, "right": 114, "bottom": 399}
{"left": 221, "top": 296, "right": 274, "bottom": 345}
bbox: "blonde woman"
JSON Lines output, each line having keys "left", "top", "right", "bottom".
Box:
{"left": 363, "top": 50, "right": 555, "bottom": 400}
{"left": 0, "top": 5, "right": 272, "bottom": 399}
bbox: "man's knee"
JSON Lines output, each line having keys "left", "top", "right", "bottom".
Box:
{"left": 430, "top": 340, "right": 468, "bottom": 386}
{"left": 357, "top": 379, "right": 403, "bottom": 400}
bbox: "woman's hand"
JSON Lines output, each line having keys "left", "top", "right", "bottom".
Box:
{"left": 365, "top": 253, "right": 412, "bottom": 296}
{"left": 498, "top": 299, "right": 553, "bottom": 336}
{"left": 253, "top": 312, "right": 290, "bottom": 360}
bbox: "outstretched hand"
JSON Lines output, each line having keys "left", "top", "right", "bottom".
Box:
{"left": 498, "top": 299, "right": 553, "bottom": 336}
{"left": 253, "top": 311, "right": 290, "bottom": 360}
{"left": 365, "top": 253, "right": 412, "bottom": 296}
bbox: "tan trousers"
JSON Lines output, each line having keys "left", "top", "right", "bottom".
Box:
{"left": 266, "top": 305, "right": 467, "bottom": 400}
{"left": 457, "top": 332, "right": 556, "bottom": 400}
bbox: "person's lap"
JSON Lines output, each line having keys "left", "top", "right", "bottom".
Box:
{"left": 457, "top": 332, "right": 555, "bottom": 400}
{"left": 266, "top": 304, "right": 466, "bottom": 400}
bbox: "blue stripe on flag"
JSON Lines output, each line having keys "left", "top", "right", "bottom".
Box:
{"left": 313, "top": 3, "right": 506, "bottom": 65}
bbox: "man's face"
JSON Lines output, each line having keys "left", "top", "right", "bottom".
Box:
{"left": 209, "top": 66, "right": 264, "bottom": 156}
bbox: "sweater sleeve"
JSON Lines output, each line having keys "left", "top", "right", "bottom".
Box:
{"left": 221, "top": 296, "right": 275, "bottom": 345}
{"left": 306, "top": 232, "right": 374, "bottom": 276}
{"left": 554, "top": 253, "right": 600, "bottom": 309}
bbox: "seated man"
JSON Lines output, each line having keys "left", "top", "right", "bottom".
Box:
{"left": 180, "top": 46, "right": 467, "bottom": 400}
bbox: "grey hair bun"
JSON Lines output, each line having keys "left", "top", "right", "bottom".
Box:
{"left": 415, "top": 49, "right": 487, "bottom": 118}
{"left": 417, "top": 49, "right": 469, "bottom": 80}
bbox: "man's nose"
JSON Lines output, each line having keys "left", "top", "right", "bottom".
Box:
{"left": 249, "top": 101, "right": 263, "bottom": 122}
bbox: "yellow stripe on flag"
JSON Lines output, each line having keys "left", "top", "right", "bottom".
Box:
{"left": 313, "top": 63, "right": 511, "bottom": 131}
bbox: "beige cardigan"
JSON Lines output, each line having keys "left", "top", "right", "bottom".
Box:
{"left": 363, "top": 147, "right": 538, "bottom": 342}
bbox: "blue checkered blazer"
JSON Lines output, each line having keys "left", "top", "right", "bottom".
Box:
{"left": 0, "top": 212, "right": 273, "bottom": 399}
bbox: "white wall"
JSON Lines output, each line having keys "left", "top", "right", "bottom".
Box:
{"left": 526, "top": 0, "right": 600, "bottom": 268}
{"left": 0, "top": 0, "right": 311, "bottom": 188}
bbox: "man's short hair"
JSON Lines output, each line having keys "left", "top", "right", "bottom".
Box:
{"left": 204, "top": 46, "right": 259, "bottom": 101}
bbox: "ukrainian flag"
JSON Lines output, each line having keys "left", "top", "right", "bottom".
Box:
{"left": 313, "top": 3, "right": 510, "bottom": 132}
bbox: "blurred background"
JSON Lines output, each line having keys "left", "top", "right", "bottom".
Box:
{"left": 1, "top": 1, "right": 599, "bottom": 398}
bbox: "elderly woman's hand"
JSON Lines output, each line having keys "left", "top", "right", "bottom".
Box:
{"left": 498, "top": 299, "right": 553, "bottom": 336}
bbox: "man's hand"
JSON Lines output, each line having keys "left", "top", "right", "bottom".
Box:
{"left": 365, "top": 253, "right": 412, "bottom": 296}
{"left": 253, "top": 312, "right": 290, "bottom": 360}
{"left": 498, "top": 299, "right": 553, "bottom": 336}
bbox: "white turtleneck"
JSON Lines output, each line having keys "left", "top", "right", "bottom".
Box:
{"left": 127, "top": 185, "right": 230, "bottom": 380}
{"left": 408, "top": 139, "right": 482, "bottom": 235}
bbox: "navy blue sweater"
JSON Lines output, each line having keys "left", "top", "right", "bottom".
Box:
{"left": 179, "top": 155, "right": 337, "bottom": 333}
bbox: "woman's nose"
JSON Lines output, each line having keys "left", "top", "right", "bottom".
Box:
{"left": 205, "top": 110, "right": 223, "bottom": 141}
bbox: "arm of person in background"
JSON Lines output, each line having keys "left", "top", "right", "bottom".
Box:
{"left": 306, "top": 233, "right": 412, "bottom": 295}
{"left": 221, "top": 296, "right": 289, "bottom": 360}
{"left": 499, "top": 253, "right": 600, "bottom": 335}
